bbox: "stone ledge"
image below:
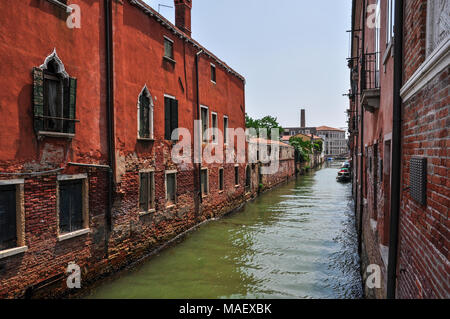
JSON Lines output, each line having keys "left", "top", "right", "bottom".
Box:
{"left": 58, "top": 229, "right": 90, "bottom": 242}
{"left": 0, "top": 246, "right": 28, "bottom": 260}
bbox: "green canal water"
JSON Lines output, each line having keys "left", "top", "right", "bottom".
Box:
{"left": 86, "top": 164, "right": 363, "bottom": 299}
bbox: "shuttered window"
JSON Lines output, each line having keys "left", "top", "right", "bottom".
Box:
{"left": 164, "top": 37, "right": 174, "bottom": 60}
{"left": 33, "top": 60, "right": 77, "bottom": 135}
{"left": 164, "top": 96, "right": 179, "bottom": 140}
{"left": 0, "top": 185, "right": 17, "bottom": 251}
{"left": 139, "top": 172, "right": 155, "bottom": 212}
{"left": 59, "top": 180, "right": 83, "bottom": 234}
{"left": 166, "top": 173, "right": 176, "bottom": 205}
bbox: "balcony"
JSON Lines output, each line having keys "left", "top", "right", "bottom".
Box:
{"left": 361, "top": 52, "right": 380, "bottom": 113}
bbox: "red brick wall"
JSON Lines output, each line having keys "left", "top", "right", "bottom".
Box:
{"left": 397, "top": 66, "right": 449, "bottom": 299}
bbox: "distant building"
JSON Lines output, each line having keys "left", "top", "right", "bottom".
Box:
{"left": 316, "top": 126, "right": 347, "bottom": 157}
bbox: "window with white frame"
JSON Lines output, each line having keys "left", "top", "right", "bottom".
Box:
{"left": 201, "top": 106, "right": 209, "bottom": 142}
{"left": 386, "top": 0, "right": 395, "bottom": 45}
{"left": 223, "top": 116, "right": 229, "bottom": 145}
{"left": 138, "top": 86, "right": 154, "bottom": 139}
{"left": 211, "top": 112, "right": 218, "bottom": 144}
{"left": 57, "top": 175, "right": 89, "bottom": 237}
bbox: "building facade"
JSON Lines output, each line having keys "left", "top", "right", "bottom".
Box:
{"left": 316, "top": 126, "right": 348, "bottom": 157}
{"left": 348, "top": 0, "right": 449, "bottom": 299}
{"left": 0, "top": 0, "right": 295, "bottom": 298}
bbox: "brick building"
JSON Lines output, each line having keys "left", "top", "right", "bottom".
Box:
{"left": 348, "top": 0, "right": 449, "bottom": 298}
{"left": 0, "top": 0, "right": 295, "bottom": 298}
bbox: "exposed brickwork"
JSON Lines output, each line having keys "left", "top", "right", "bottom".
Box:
{"left": 397, "top": 66, "right": 449, "bottom": 299}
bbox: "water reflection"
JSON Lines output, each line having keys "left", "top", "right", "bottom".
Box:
{"left": 86, "top": 166, "right": 362, "bottom": 299}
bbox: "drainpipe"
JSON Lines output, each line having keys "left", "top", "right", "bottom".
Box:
{"left": 358, "top": 0, "right": 366, "bottom": 255}
{"left": 195, "top": 50, "right": 204, "bottom": 210}
{"left": 104, "top": 0, "right": 115, "bottom": 246}
{"left": 387, "top": 0, "right": 403, "bottom": 299}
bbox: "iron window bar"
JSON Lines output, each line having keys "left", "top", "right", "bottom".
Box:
{"left": 362, "top": 52, "right": 380, "bottom": 91}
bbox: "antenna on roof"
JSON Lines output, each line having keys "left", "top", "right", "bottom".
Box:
{"left": 158, "top": 4, "right": 173, "bottom": 13}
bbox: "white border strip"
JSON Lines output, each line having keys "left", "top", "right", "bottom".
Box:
{"left": 401, "top": 37, "right": 450, "bottom": 102}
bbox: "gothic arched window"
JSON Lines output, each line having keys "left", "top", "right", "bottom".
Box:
{"left": 33, "top": 49, "right": 77, "bottom": 136}
{"left": 138, "top": 85, "right": 154, "bottom": 139}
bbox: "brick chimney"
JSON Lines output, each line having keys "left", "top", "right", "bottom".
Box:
{"left": 301, "top": 109, "right": 306, "bottom": 128}
{"left": 175, "top": 0, "right": 192, "bottom": 37}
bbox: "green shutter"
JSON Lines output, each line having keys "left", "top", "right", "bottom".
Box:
{"left": 171, "top": 99, "right": 178, "bottom": 140}
{"left": 68, "top": 77, "right": 77, "bottom": 134}
{"left": 32, "top": 67, "right": 44, "bottom": 133}
{"left": 164, "top": 97, "right": 171, "bottom": 140}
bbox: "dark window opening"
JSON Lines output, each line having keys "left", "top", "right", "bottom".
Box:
{"left": 211, "top": 113, "right": 218, "bottom": 143}
{"left": 166, "top": 173, "right": 176, "bottom": 205}
{"left": 223, "top": 117, "right": 228, "bottom": 144}
{"left": 201, "top": 169, "right": 208, "bottom": 195}
{"left": 139, "top": 172, "right": 155, "bottom": 212}
{"left": 234, "top": 166, "right": 239, "bottom": 186}
{"left": 59, "top": 179, "right": 84, "bottom": 234}
{"left": 219, "top": 168, "right": 224, "bottom": 191}
{"left": 245, "top": 166, "right": 251, "bottom": 190}
{"left": 0, "top": 185, "right": 17, "bottom": 251}
{"left": 211, "top": 65, "right": 216, "bottom": 83}
{"left": 139, "top": 92, "right": 152, "bottom": 139}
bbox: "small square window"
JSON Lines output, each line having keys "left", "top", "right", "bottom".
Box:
{"left": 211, "top": 64, "right": 216, "bottom": 83}
{"left": 164, "top": 37, "right": 174, "bottom": 60}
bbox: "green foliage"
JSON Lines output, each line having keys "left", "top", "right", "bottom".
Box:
{"left": 289, "top": 137, "right": 313, "bottom": 162}
{"left": 245, "top": 114, "right": 284, "bottom": 140}
{"left": 313, "top": 140, "right": 323, "bottom": 153}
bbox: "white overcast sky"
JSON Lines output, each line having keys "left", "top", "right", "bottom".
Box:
{"left": 143, "top": 0, "right": 352, "bottom": 129}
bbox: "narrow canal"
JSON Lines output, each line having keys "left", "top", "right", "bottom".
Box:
{"left": 86, "top": 164, "right": 363, "bottom": 299}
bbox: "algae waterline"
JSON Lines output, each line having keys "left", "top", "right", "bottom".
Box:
{"left": 86, "top": 165, "right": 362, "bottom": 299}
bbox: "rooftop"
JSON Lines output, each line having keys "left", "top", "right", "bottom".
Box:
{"left": 316, "top": 126, "right": 345, "bottom": 132}
{"left": 129, "top": 0, "right": 245, "bottom": 83}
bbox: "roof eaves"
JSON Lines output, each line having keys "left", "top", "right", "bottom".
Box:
{"left": 129, "top": 0, "right": 246, "bottom": 84}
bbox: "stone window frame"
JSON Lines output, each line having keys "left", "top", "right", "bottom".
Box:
{"left": 56, "top": 174, "right": 90, "bottom": 242}
{"left": 223, "top": 115, "right": 229, "bottom": 145}
{"left": 139, "top": 168, "right": 156, "bottom": 216}
{"left": 165, "top": 170, "right": 178, "bottom": 208}
{"left": 0, "top": 179, "right": 27, "bottom": 260}
{"left": 137, "top": 85, "right": 154, "bottom": 141}
{"left": 426, "top": 1, "right": 450, "bottom": 57}
{"left": 46, "top": 0, "right": 73, "bottom": 12}
{"left": 200, "top": 105, "right": 209, "bottom": 143}
{"left": 234, "top": 164, "right": 240, "bottom": 187}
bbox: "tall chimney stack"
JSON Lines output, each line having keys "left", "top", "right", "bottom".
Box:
{"left": 175, "top": 0, "right": 192, "bottom": 37}
{"left": 301, "top": 109, "right": 306, "bottom": 128}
